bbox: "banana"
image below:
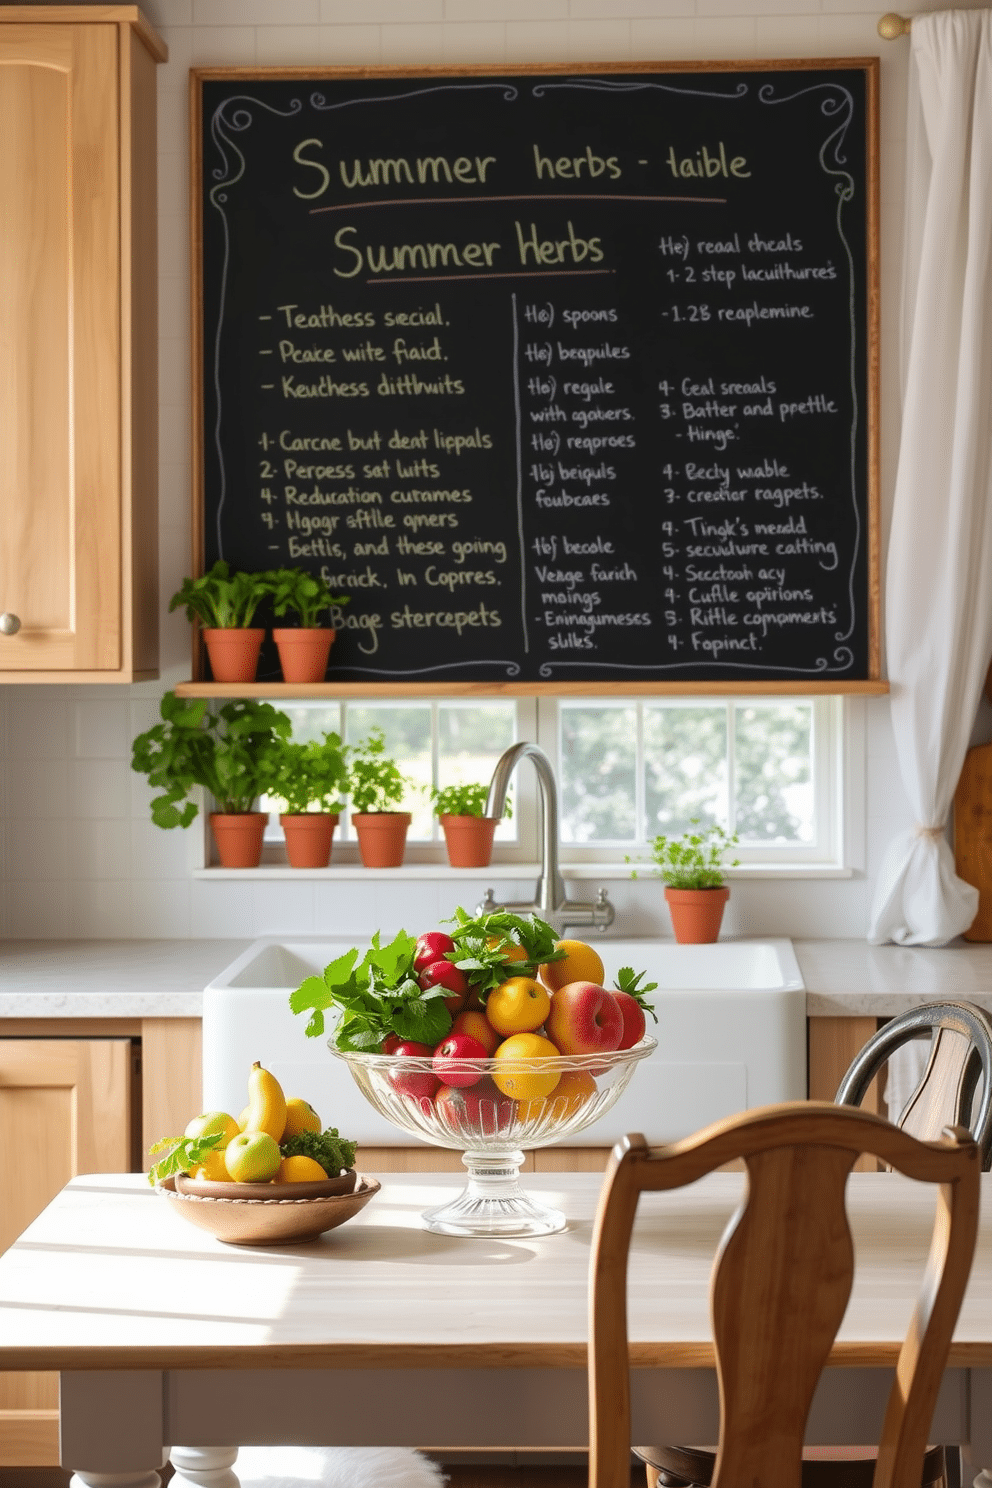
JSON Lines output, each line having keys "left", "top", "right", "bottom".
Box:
{"left": 245, "top": 1061, "right": 287, "bottom": 1143}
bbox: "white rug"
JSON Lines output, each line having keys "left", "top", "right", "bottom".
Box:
{"left": 232, "top": 1445, "right": 448, "bottom": 1488}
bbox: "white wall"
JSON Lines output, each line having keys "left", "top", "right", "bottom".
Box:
{"left": 1, "top": 0, "right": 986, "bottom": 943}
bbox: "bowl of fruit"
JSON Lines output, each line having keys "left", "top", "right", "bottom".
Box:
{"left": 290, "top": 909, "right": 657, "bottom": 1237}
{"left": 150, "top": 1064, "right": 378, "bottom": 1246}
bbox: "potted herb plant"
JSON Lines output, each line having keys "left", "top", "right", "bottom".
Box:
{"left": 131, "top": 692, "right": 291, "bottom": 868}
{"left": 169, "top": 561, "right": 275, "bottom": 683}
{"left": 348, "top": 727, "right": 414, "bottom": 868}
{"left": 431, "top": 782, "right": 507, "bottom": 869}
{"left": 267, "top": 567, "right": 351, "bottom": 684}
{"left": 633, "top": 821, "right": 740, "bottom": 944}
{"left": 268, "top": 731, "right": 349, "bottom": 868}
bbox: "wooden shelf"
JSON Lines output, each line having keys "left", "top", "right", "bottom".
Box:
{"left": 174, "top": 679, "right": 891, "bottom": 699}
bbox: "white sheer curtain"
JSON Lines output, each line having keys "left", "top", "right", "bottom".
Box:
{"left": 868, "top": 9, "right": 992, "bottom": 946}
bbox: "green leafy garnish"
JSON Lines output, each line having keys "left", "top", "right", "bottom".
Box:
{"left": 280, "top": 1127, "right": 357, "bottom": 1174}
{"left": 614, "top": 967, "right": 659, "bottom": 1022}
{"left": 443, "top": 907, "right": 565, "bottom": 998}
{"left": 147, "top": 1131, "right": 224, "bottom": 1186}
{"left": 289, "top": 929, "right": 452, "bottom": 1051}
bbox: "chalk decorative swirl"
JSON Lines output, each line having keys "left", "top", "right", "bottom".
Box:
{"left": 758, "top": 81, "right": 861, "bottom": 649}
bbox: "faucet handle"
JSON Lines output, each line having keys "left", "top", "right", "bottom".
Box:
{"left": 475, "top": 887, "right": 498, "bottom": 917}
{"left": 593, "top": 886, "right": 616, "bottom": 930}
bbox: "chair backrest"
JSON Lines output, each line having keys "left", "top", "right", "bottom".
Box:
{"left": 588, "top": 1103, "right": 980, "bottom": 1488}
{"left": 835, "top": 1001, "right": 992, "bottom": 1166}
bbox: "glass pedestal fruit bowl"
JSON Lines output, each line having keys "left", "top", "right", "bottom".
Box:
{"left": 332, "top": 1036, "right": 656, "bottom": 1237}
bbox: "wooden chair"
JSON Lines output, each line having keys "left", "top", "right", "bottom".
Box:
{"left": 835, "top": 1002, "right": 992, "bottom": 1166}
{"left": 589, "top": 1103, "right": 980, "bottom": 1488}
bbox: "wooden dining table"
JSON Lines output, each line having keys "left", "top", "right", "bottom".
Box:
{"left": 1, "top": 1169, "right": 992, "bottom": 1488}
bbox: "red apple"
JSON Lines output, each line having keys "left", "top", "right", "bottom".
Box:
{"left": 413, "top": 931, "right": 456, "bottom": 974}
{"left": 434, "top": 1077, "right": 515, "bottom": 1135}
{"left": 613, "top": 990, "right": 647, "bottom": 1050}
{"left": 545, "top": 981, "right": 623, "bottom": 1056}
{"left": 450, "top": 1009, "right": 501, "bottom": 1056}
{"left": 418, "top": 958, "right": 469, "bottom": 1014}
{"left": 380, "top": 1032, "right": 404, "bottom": 1055}
{"left": 432, "top": 1032, "right": 488, "bottom": 1087}
{"left": 387, "top": 1040, "right": 440, "bottom": 1101}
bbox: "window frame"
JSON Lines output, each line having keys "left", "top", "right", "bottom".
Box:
{"left": 199, "top": 693, "right": 861, "bottom": 878}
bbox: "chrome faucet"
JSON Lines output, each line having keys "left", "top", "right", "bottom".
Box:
{"left": 476, "top": 741, "right": 615, "bottom": 934}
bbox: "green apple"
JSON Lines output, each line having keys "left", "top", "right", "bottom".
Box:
{"left": 184, "top": 1110, "right": 240, "bottom": 1148}
{"left": 224, "top": 1130, "right": 281, "bottom": 1183}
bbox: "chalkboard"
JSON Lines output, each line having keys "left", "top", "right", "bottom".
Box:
{"left": 192, "top": 60, "right": 879, "bottom": 690}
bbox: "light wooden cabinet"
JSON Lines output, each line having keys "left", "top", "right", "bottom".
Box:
{"left": 0, "top": 7, "right": 165, "bottom": 683}
{"left": 0, "top": 1037, "right": 137, "bottom": 1466}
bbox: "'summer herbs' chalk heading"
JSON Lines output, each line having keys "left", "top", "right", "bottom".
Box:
{"left": 292, "top": 140, "right": 752, "bottom": 280}
{"left": 195, "top": 62, "right": 877, "bottom": 689}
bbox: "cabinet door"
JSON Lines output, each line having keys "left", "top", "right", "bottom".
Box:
{"left": 0, "top": 1038, "right": 133, "bottom": 1465}
{"left": 0, "top": 25, "right": 121, "bottom": 672}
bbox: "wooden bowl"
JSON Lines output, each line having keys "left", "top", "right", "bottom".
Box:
{"left": 158, "top": 1172, "right": 379, "bottom": 1246}
{"left": 174, "top": 1168, "right": 358, "bottom": 1202}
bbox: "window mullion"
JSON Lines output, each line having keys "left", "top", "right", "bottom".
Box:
{"left": 726, "top": 701, "right": 736, "bottom": 834}
{"left": 635, "top": 703, "right": 646, "bottom": 843}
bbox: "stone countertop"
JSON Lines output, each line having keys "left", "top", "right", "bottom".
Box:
{"left": 797, "top": 939, "right": 992, "bottom": 1015}
{"left": 2, "top": 937, "right": 992, "bottom": 1019}
{"left": 0, "top": 940, "right": 248, "bottom": 1018}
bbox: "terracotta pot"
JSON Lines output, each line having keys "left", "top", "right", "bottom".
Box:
{"left": 440, "top": 814, "right": 498, "bottom": 869}
{"left": 209, "top": 812, "right": 267, "bottom": 868}
{"left": 272, "top": 627, "right": 335, "bottom": 684}
{"left": 351, "top": 812, "right": 412, "bottom": 868}
{"left": 664, "top": 885, "right": 730, "bottom": 944}
{"left": 280, "top": 812, "right": 339, "bottom": 869}
{"left": 202, "top": 627, "right": 264, "bottom": 684}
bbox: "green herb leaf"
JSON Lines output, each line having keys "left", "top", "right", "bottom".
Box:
{"left": 280, "top": 1126, "right": 357, "bottom": 1174}
{"left": 614, "top": 966, "right": 659, "bottom": 1021}
{"left": 289, "top": 929, "right": 452, "bottom": 1051}
{"left": 147, "top": 1131, "right": 224, "bottom": 1186}
{"left": 444, "top": 908, "right": 565, "bottom": 996}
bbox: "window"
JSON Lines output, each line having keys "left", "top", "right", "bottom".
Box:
{"left": 263, "top": 698, "right": 526, "bottom": 856}
{"left": 548, "top": 695, "right": 847, "bottom": 869}
{"left": 254, "top": 693, "right": 851, "bottom": 872}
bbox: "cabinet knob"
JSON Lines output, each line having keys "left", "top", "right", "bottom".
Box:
{"left": 0, "top": 613, "right": 21, "bottom": 636}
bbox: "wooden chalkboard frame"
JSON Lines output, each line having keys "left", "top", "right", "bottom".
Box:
{"left": 188, "top": 58, "right": 883, "bottom": 697}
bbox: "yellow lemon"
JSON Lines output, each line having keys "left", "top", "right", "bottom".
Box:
{"left": 485, "top": 976, "right": 551, "bottom": 1036}
{"left": 486, "top": 934, "right": 529, "bottom": 964}
{"left": 516, "top": 1069, "right": 597, "bottom": 1124}
{"left": 538, "top": 939, "right": 606, "bottom": 993}
{"left": 491, "top": 1032, "right": 561, "bottom": 1101}
{"left": 191, "top": 1148, "right": 230, "bottom": 1182}
{"left": 282, "top": 1098, "right": 322, "bottom": 1140}
{"left": 274, "top": 1154, "right": 329, "bottom": 1183}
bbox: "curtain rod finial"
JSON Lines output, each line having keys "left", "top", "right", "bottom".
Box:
{"left": 878, "top": 12, "right": 910, "bottom": 40}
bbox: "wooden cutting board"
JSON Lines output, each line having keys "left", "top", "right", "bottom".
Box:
{"left": 952, "top": 664, "right": 992, "bottom": 941}
{"left": 955, "top": 739, "right": 992, "bottom": 941}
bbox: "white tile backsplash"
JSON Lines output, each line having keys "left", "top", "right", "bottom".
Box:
{"left": 74, "top": 702, "right": 130, "bottom": 761}
{"left": 0, "top": 0, "right": 920, "bottom": 941}
{"left": 68, "top": 761, "right": 131, "bottom": 821}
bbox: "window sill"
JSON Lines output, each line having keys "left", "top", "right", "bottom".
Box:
{"left": 192, "top": 860, "right": 855, "bottom": 881}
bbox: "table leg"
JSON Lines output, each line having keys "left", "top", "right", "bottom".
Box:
{"left": 169, "top": 1446, "right": 240, "bottom": 1487}
{"left": 68, "top": 1474, "right": 163, "bottom": 1488}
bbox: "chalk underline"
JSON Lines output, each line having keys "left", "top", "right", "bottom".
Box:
{"left": 363, "top": 268, "right": 615, "bottom": 285}
{"left": 311, "top": 192, "right": 726, "bottom": 214}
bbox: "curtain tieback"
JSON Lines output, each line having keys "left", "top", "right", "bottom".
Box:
{"left": 914, "top": 823, "right": 946, "bottom": 839}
